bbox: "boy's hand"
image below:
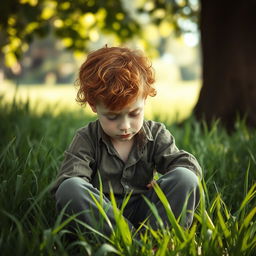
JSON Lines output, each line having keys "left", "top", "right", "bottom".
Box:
{"left": 146, "top": 180, "right": 157, "bottom": 190}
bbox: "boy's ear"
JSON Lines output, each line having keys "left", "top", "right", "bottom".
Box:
{"left": 89, "top": 104, "right": 97, "bottom": 113}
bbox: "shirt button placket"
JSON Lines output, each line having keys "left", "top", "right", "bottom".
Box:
{"left": 121, "top": 167, "right": 131, "bottom": 193}
{"left": 124, "top": 184, "right": 130, "bottom": 190}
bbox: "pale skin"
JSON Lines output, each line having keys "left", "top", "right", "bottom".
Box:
{"left": 90, "top": 95, "right": 155, "bottom": 189}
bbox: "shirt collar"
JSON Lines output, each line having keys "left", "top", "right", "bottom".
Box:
{"left": 141, "top": 120, "right": 154, "bottom": 142}
{"left": 96, "top": 120, "right": 109, "bottom": 143}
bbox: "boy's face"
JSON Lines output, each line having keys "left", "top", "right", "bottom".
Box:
{"left": 91, "top": 96, "right": 145, "bottom": 143}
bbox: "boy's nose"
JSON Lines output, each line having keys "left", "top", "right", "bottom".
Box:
{"left": 119, "top": 117, "right": 130, "bottom": 132}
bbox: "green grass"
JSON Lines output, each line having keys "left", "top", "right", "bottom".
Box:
{"left": 0, "top": 97, "right": 255, "bottom": 255}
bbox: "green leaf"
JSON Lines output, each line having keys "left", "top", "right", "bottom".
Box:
{"left": 238, "top": 183, "right": 256, "bottom": 216}
{"left": 153, "top": 182, "right": 186, "bottom": 242}
{"left": 142, "top": 196, "right": 164, "bottom": 230}
{"left": 216, "top": 196, "right": 231, "bottom": 239}
{"left": 240, "top": 207, "right": 256, "bottom": 230}
{"left": 109, "top": 188, "right": 132, "bottom": 247}
{"left": 94, "top": 243, "right": 121, "bottom": 256}
{"left": 89, "top": 191, "right": 113, "bottom": 231}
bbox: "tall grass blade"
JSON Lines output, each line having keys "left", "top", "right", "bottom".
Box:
{"left": 240, "top": 207, "right": 256, "bottom": 230}
{"left": 66, "top": 240, "right": 92, "bottom": 256}
{"left": 157, "top": 235, "right": 170, "bottom": 256}
{"left": 1, "top": 210, "right": 24, "bottom": 255}
{"left": 74, "top": 218, "right": 110, "bottom": 241}
{"left": 0, "top": 137, "right": 16, "bottom": 168}
{"left": 94, "top": 243, "right": 121, "bottom": 256}
{"left": 89, "top": 192, "right": 113, "bottom": 232}
{"left": 109, "top": 188, "right": 132, "bottom": 247}
{"left": 52, "top": 203, "right": 81, "bottom": 235}
{"left": 142, "top": 196, "right": 164, "bottom": 230}
{"left": 216, "top": 196, "right": 231, "bottom": 239}
{"left": 152, "top": 182, "right": 186, "bottom": 242}
{"left": 21, "top": 182, "right": 53, "bottom": 222}
{"left": 238, "top": 183, "right": 256, "bottom": 214}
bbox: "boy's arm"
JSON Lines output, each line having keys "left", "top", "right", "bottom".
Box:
{"left": 51, "top": 131, "right": 96, "bottom": 193}
{"left": 153, "top": 123, "right": 202, "bottom": 178}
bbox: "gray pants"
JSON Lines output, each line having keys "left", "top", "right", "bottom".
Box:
{"left": 55, "top": 167, "right": 200, "bottom": 236}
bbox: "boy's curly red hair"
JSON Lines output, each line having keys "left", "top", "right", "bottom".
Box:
{"left": 76, "top": 46, "right": 156, "bottom": 111}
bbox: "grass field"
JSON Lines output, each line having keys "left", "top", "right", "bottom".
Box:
{"left": 0, "top": 79, "right": 201, "bottom": 123}
{"left": 0, "top": 92, "right": 256, "bottom": 255}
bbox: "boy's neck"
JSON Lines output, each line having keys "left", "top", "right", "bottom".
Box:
{"left": 111, "top": 138, "right": 134, "bottom": 163}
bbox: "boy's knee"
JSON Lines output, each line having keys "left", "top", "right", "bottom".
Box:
{"left": 161, "top": 167, "right": 199, "bottom": 192}
{"left": 55, "top": 177, "right": 90, "bottom": 207}
{"left": 174, "top": 167, "right": 199, "bottom": 189}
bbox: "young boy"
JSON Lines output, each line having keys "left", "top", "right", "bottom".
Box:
{"left": 52, "top": 46, "right": 202, "bottom": 236}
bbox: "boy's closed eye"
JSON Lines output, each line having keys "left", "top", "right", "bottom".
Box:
{"left": 106, "top": 109, "right": 141, "bottom": 121}
{"left": 106, "top": 115, "right": 118, "bottom": 120}
{"left": 129, "top": 110, "right": 141, "bottom": 117}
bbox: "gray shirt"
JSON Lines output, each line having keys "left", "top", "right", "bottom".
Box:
{"left": 52, "top": 120, "right": 202, "bottom": 195}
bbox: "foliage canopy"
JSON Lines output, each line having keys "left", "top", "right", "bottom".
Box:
{"left": 0, "top": 0, "right": 199, "bottom": 67}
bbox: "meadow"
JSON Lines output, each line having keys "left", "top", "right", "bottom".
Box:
{"left": 0, "top": 93, "right": 255, "bottom": 255}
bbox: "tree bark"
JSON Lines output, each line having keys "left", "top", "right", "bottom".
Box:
{"left": 194, "top": 0, "right": 256, "bottom": 129}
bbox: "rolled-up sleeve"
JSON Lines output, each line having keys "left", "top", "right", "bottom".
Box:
{"left": 153, "top": 123, "right": 202, "bottom": 178}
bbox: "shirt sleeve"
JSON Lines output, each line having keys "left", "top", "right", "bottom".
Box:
{"left": 51, "top": 130, "right": 96, "bottom": 194}
{"left": 153, "top": 123, "right": 202, "bottom": 178}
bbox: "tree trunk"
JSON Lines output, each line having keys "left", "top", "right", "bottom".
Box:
{"left": 194, "top": 0, "right": 256, "bottom": 130}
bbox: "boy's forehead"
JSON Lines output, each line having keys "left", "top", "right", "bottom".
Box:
{"left": 99, "top": 96, "right": 145, "bottom": 113}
